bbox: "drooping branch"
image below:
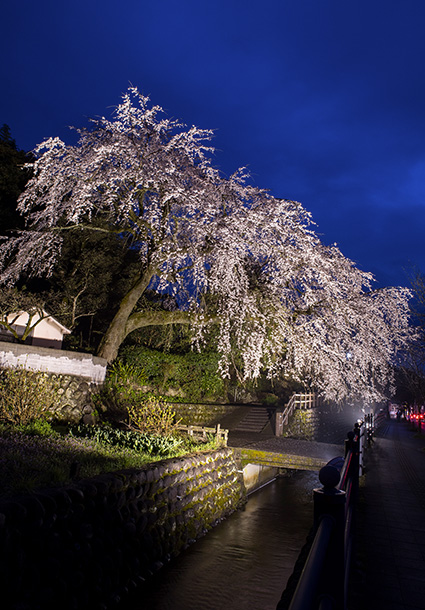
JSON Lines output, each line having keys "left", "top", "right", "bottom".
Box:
{"left": 0, "top": 288, "right": 49, "bottom": 341}
{"left": 0, "top": 87, "right": 413, "bottom": 400}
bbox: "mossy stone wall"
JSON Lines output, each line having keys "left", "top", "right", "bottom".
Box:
{"left": 281, "top": 408, "right": 319, "bottom": 440}
{"left": 0, "top": 448, "right": 245, "bottom": 609}
{"left": 172, "top": 402, "right": 238, "bottom": 426}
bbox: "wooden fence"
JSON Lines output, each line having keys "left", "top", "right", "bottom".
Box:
{"left": 281, "top": 392, "right": 318, "bottom": 425}
{"left": 274, "top": 392, "right": 319, "bottom": 436}
{"left": 176, "top": 423, "right": 228, "bottom": 446}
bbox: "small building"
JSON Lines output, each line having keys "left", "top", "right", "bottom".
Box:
{"left": 0, "top": 310, "right": 71, "bottom": 349}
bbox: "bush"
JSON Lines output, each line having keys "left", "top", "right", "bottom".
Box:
{"left": 107, "top": 359, "right": 147, "bottom": 396}
{"left": 69, "top": 422, "right": 182, "bottom": 456}
{"left": 0, "top": 367, "right": 59, "bottom": 425}
{"left": 95, "top": 360, "right": 181, "bottom": 437}
{"left": 17, "top": 419, "right": 55, "bottom": 437}
{"left": 119, "top": 345, "right": 226, "bottom": 402}
{"left": 127, "top": 394, "right": 180, "bottom": 436}
{"left": 92, "top": 359, "right": 148, "bottom": 419}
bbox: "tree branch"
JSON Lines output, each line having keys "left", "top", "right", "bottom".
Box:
{"left": 124, "top": 309, "right": 193, "bottom": 337}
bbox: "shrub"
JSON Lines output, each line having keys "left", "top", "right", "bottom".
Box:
{"left": 119, "top": 345, "right": 226, "bottom": 402}
{"left": 0, "top": 367, "right": 59, "bottom": 425}
{"left": 17, "top": 419, "right": 55, "bottom": 437}
{"left": 92, "top": 359, "right": 148, "bottom": 419}
{"left": 69, "top": 422, "right": 182, "bottom": 456}
{"left": 107, "top": 360, "right": 147, "bottom": 397}
{"left": 127, "top": 394, "right": 180, "bottom": 436}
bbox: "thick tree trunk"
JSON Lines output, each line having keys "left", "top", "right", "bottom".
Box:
{"left": 97, "top": 267, "right": 156, "bottom": 363}
{"left": 97, "top": 266, "right": 216, "bottom": 363}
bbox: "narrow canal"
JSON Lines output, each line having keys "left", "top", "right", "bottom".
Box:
{"left": 124, "top": 470, "right": 318, "bottom": 610}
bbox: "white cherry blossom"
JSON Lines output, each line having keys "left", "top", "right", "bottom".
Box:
{"left": 0, "top": 87, "right": 412, "bottom": 401}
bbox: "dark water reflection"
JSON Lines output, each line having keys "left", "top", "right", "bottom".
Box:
{"left": 127, "top": 471, "right": 318, "bottom": 610}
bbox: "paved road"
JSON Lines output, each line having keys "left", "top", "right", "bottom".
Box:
{"left": 228, "top": 431, "right": 344, "bottom": 470}
{"left": 349, "top": 419, "right": 425, "bottom": 610}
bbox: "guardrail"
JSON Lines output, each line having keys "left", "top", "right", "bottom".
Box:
{"left": 282, "top": 418, "right": 371, "bottom": 610}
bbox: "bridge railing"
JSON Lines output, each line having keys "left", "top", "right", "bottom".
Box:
{"left": 283, "top": 419, "right": 369, "bottom": 610}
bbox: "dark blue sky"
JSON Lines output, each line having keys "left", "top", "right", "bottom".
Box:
{"left": 2, "top": 0, "right": 425, "bottom": 288}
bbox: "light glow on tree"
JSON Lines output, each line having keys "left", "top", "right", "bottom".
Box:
{"left": 0, "top": 87, "right": 412, "bottom": 402}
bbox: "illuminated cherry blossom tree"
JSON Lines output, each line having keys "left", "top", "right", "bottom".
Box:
{"left": 0, "top": 87, "right": 412, "bottom": 401}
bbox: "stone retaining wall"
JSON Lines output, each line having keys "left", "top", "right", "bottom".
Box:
{"left": 0, "top": 448, "right": 245, "bottom": 609}
{"left": 0, "top": 341, "right": 108, "bottom": 423}
{"left": 243, "top": 463, "right": 281, "bottom": 493}
{"left": 52, "top": 374, "right": 97, "bottom": 423}
{"left": 172, "top": 402, "right": 237, "bottom": 426}
{"left": 282, "top": 408, "right": 319, "bottom": 440}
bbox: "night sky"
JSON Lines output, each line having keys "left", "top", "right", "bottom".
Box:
{"left": 2, "top": 0, "right": 425, "bottom": 288}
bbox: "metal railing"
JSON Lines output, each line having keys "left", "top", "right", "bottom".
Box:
{"left": 284, "top": 418, "right": 370, "bottom": 610}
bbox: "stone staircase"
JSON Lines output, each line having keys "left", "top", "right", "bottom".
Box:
{"left": 233, "top": 406, "right": 273, "bottom": 433}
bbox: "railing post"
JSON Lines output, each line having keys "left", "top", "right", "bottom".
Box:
{"left": 351, "top": 426, "right": 361, "bottom": 498}
{"left": 354, "top": 421, "right": 364, "bottom": 475}
{"left": 364, "top": 413, "right": 373, "bottom": 447}
{"left": 313, "top": 465, "right": 347, "bottom": 609}
{"left": 274, "top": 408, "right": 284, "bottom": 436}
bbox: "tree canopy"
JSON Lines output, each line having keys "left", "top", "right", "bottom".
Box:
{"left": 0, "top": 88, "right": 412, "bottom": 402}
{"left": 0, "top": 124, "right": 32, "bottom": 235}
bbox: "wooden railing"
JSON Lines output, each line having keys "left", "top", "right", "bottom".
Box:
{"left": 275, "top": 392, "right": 318, "bottom": 435}
{"left": 283, "top": 392, "right": 318, "bottom": 424}
{"left": 176, "top": 423, "right": 228, "bottom": 446}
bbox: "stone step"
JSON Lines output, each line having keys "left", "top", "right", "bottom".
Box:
{"left": 233, "top": 407, "right": 272, "bottom": 433}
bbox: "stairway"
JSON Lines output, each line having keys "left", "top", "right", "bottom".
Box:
{"left": 233, "top": 406, "right": 272, "bottom": 433}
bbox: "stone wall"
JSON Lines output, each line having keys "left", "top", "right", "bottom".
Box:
{"left": 0, "top": 448, "right": 245, "bottom": 610}
{"left": 281, "top": 408, "right": 319, "bottom": 440}
{"left": 281, "top": 406, "right": 361, "bottom": 445}
{"left": 242, "top": 463, "right": 281, "bottom": 493}
{"left": 173, "top": 402, "right": 238, "bottom": 426}
{"left": 52, "top": 374, "right": 97, "bottom": 423}
{"left": 0, "top": 341, "right": 108, "bottom": 424}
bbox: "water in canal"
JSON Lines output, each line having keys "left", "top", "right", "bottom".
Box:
{"left": 125, "top": 470, "right": 318, "bottom": 610}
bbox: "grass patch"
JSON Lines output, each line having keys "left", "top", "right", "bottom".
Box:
{"left": 0, "top": 422, "right": 221, "bottom": 499}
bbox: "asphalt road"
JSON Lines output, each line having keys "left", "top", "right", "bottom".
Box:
{"left": 349, "top": 418, "right": 425, "bottom": 610}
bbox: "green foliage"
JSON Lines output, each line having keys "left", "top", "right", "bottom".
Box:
{"left": 43, "top": 224, "right": 141, "bottom": 352}
{"left": 93, "top": 359, "right": 149, "bottom": 420}
{"left": 0, "top": 124, "right": 32, "bottom": 235}
{"left": 69, "top": 422, "right": 182, "bottom": 456}
{"left": 0, "top": 424, "right": 155, "bottom": 497}
{"left": 263, "top": 393, "right": 279, "bottom": 405}
{"left": 16, "top": 419, "right": 55, "bottom": 437}
{"left": 107, "top": 359, "right": 147, "bottom": 396}
{"left": 0, "top": 367, "right": 60, "bottom": 425}
{"left": 119, "top": 345, "right": 225, "bottom": 402}
{"left": 127, "top": 394, "right": 179, "bottom": 436}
